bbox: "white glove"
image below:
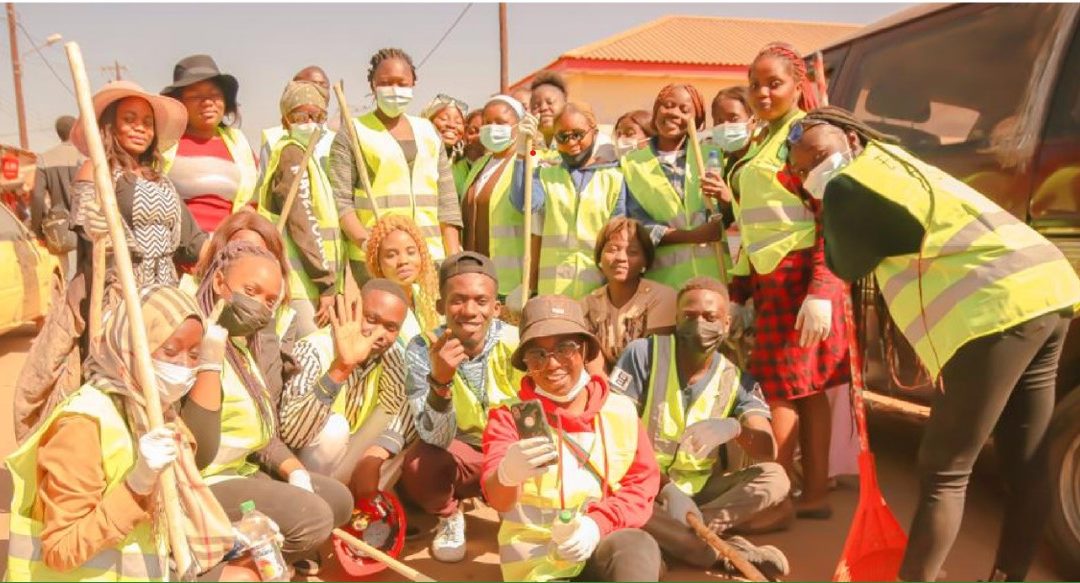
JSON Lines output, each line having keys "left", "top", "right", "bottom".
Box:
{"left": 658, "top": 482, "right": 703, "bottom": 527}
{"left": 679, "top": 417, "right": 742, "bottom": 459}
{"left": 126, "top": 426, "right": 180, "bottom": 495}
{"left": 288, "top": 468, "right": 315, "bottom": 493}
{"left": 197, "top": 323, "right": 229, "bottom": 373}
{"left": 497, "top": 436, "right": 557, "bottom": 487}
{"left": 78, "top": 192, "right": 110, "bottom": 241}
{"left": 516, "top": 113, "right": 541, "bottom": 156}
{"left": 556, "top": 516, "right": 600, "bottom": 563}
{"left": 796, "top": 295, "right": 833, "bottom": 347}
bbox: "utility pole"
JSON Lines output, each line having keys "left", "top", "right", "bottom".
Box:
{"left": 6, "top": 3, "right": 28, "bottom": 149}
{"left": 498, "top": 3, "right": 508, "bottom": 94}
{"left": 102, "top": 60, "right": 127, "bottom": 82}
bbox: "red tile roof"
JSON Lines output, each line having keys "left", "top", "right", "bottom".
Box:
{"left": 562, "top": 15, "right": 862, "bottom": 67}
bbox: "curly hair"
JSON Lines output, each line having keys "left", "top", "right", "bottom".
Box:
{"left": 195, "top": 240, "right": 283, "bottom": 439}
{"left": 99, "top": 99, "right": 165, "bottom": 181}
{"left": 677, "top": 275, "right": 730, "bottom": 303}
{"left": 193, "top": 210, "right": 290, "bottom": 304}
{"left": 530, "top": 70, "right": 567, "bottom": 96}
{"left": 364, "top": 215, "right": 439, "bottom": 335}
{"left": 367, "top": 48, "right": 417, "bottom": 86}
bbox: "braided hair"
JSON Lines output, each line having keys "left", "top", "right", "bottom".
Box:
{"left": 196, "top": 240, "right": 282, "bottom": 439}
{"left": 751, "top": 42, "right": 819, "bottom": 112}
{"left": 367, "top": 48, "right": 417, "bottom": 86}
{"left": 802, "top": 106, "right": 900, "bottom": 145}
{"left": 652, "top": 83, "right": 707, "bottom": 134}
{"left": 364, "top": 215, "right": 439, "bottom": 336}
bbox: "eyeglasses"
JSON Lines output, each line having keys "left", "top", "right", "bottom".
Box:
{"left": 435, "top": 94, "right": 468, "bottom": 113}
{"left": 522, "top": 340, "right": 584, "bottom": 371}
{"left": 554, "top": 128, "right": 595, "bottom": 145}
{"left": 288, "top": 111, "right": 328, "bottom": 124}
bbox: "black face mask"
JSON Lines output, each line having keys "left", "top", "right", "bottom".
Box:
{"left": 560, "top": 141, "right": 595, "bottom": 169}
{"left": 675, "top": 318, "right": 726, "bottom": 354}
{"left": 218, "top": 290, "right": 273, "bottom": 337}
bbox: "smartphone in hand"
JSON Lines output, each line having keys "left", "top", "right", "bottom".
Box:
{"left": 510, "top": 400, "right": 557, "bottom": 466}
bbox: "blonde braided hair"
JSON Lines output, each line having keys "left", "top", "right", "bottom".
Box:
{"left": 364, "top": 215, "right": 439, "bottom": 335}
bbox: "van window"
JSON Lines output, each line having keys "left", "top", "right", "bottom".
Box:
{"left": 1031, "top": 28, "right": 1080, "bottom": 227}
{"left": 834, "top": 4, "right": 1066, "bottom": 217}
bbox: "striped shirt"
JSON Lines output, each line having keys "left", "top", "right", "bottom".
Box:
{"left": 280, "top": 339, "right": 415, "bottom": 454}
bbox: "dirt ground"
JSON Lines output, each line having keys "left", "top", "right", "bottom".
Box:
{"left": 0, "top": 325, "right": 1067, "bottom": 581}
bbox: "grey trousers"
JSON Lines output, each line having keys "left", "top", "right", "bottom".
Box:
{"left": 576, "top": 528, "right": 663, "bottom": 582}
{"left": 645, "top": 462, "right": 791, "bottom": 567}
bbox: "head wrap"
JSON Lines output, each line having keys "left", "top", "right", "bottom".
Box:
{"left": 279, "top": 80, "right": 328, "bottom": 118}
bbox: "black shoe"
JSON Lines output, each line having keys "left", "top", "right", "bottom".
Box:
{"left": 719, "top": 535, "right": 790, "bottom": 582}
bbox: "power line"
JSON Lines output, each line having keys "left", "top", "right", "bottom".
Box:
{"left": 417, "top": 3, "right": 473, "bottom": 70}
{"left": 16, "top": 20, "right": 74, "bottom": 97}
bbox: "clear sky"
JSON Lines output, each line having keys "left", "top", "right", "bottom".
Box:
{"left": 3, "top": 1, "right": 909, "bottom": 152}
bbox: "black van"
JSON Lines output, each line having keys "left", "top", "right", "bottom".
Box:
{"left": 812, "top": 3, "right": 1080, "bottom": 575}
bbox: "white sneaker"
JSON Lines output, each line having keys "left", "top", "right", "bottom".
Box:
{"left": 431, "top": 509, "right": 466, "bottom": 563}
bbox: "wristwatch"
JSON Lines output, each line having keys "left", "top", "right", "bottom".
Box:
{"left": 427, "top": 373, "right": 453, "bottom": 398}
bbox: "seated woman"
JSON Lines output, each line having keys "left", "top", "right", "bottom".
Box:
{"left": 365, "top": 214, "right": 440, "bottom": 346}
{"left": 482, "top": 295, "right": 661, "bottom": 582}
{"left": 581, "top": 217, "right": 676, "bottom": 373}
{"left": 6, "top": 285, "right": 254, "bottom": 581}
{"left": 192, "top": 240, "right": 352, "bottom": 572}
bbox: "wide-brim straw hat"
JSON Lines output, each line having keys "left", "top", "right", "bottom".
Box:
{"left": 70, "top": 80, "right": 188, "bottom": 156}
{"left": 510, "top": 295, "right": 601, "bottom": 372}
{"left": 160, "top": 54, "right": 239, "bottom": 107}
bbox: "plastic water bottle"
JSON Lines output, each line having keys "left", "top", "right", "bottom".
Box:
{"left": 235, "top": 500, "right": 288, "bottom": 581}
{"left": 550, "top": 509, "right": 578, "bottom": 545}
{"left": 706, "top": 149, "right": 723, "bottom": 178}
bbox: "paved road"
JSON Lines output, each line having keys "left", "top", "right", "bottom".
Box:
{"left": 0, "top": 326, "right": 1066, "bottom": 581}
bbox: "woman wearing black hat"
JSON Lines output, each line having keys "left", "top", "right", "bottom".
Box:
{"left": 162, "top": 54, "right": 258, "bottom": 233}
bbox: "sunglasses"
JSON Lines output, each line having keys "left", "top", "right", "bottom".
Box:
{"left": 288, "top": 111, "right": 328, "bottom": 124}
{"left": 554, "top": 128, "right": 595, "bottom": 145}
{"left": 523, "top": 340, "right": 584, "bottom": 371}
{"left": 434, "top": 93, "right": 469, "bottom": 114}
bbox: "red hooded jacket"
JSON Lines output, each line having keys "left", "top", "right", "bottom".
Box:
{"left": 481, "top": 375, "right": 660, "bottom": 536}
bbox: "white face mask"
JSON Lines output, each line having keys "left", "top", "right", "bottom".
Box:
{"left": 152, "top": 360, "right": 197, "bottom": 404}
{"left": 803, "top": 150, "right": 854, "bottom": 200}
{"left": 480, "top": 124, "right": 514, "bottom": 153}
{"left": 534, "top": 369, "right": 591, "bottom": 404}
{"left": 289, "top": 122, "right": 319, "bottom": 144}
{"left": 615, "top": 137, "right": 639, "bottom": 157}
{"left": 374, "top": 86, "right": 413, "bottom": 118}
{"left": 711, "top": 122, "right": 751, "bottom": 153}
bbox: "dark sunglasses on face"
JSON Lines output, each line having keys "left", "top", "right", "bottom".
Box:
{"left": 555, "top": 128, "right": 595, "bottom": 145}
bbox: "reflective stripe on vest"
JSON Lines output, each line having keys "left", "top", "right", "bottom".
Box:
{"left": 460, "top": 153, "right": 524, "bottom": 296}
{"left": 418, "top": 325, "right": 522, "bottom": 439}
{"left": 536, "top": 165, "right": 622, "bottom": 299}
{"left": 203, "top": 345, "right": 271, "bottom": 483}
{"left": 497, "top": 393, "right": 639, "bottom": 582}
{"left": 303, "top": 329, "right": 382, "bottom": 434}
{"left": 348, "top": 113, "right": 443, "bottom": 262}
{"left": 642, "top": 336, "right": 740, "bottom": 495}
{"left": 162, "top": 127, "right": 259, "bottom": 214}
{"left": 6, "top": 385, "right": 165, "bottom": 581}
{"left": 256, "top": 136, "right": 344, "bottom": 299}
{"left": 840, "top": 141, "right": 1080, "bottom": 377}
{"left": 621, "top": 146, "right": 723, "bottom": 288}
{"left": 732, "top": 111, "right": 815, "bottom": 275}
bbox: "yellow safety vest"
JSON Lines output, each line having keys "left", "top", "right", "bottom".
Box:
{"left": 835, "top": 141, "right": 1080, "bottom": 378}
{"left": 417, "top": 325, "right": 522, "bottom": 439}
{"left": 349, "top": 112, "right": 444, "bottom": 263}
{"left": 260, "top": 126, "right": 334, "bottom": 174}
{"left": 497, "top": 392, "right": 640, "bottom": 582}
{"left": 6, "top": 385, "right": 165, "bottom": 581}
{"left": 163, "top": 126, "right": 259, "bottom": 213}
{"left": 536, "top": 164, "right": 623, "bottom": 299}
{"left": 621, "top": 146, "right": 722, "bottom": 288}
{"left": 730, "top": 111, "right": 815, "bottom": 276}
{"left": 462, "top": 154, "right": 525, "bottom": 297}
{"left": 202, "top": 344, "right": 272, "bottom": 483}
{"left": 301, "top": 328, "right": 383, "bottom": 435}
{"left": 641, "top": 336, "right": 740, "bottom": 495}
{"left": 256, "top": 136, "right": 344, "bottom": 300}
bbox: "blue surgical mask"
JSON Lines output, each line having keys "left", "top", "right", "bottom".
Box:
{"left": 804, "top": 150, "right": 855, "bottom": 200}
{"left": 711, "top": 122, "right": 751, "bottom": 153}
{"left": 480, "top": 124, "right": 514, "bottom": 153}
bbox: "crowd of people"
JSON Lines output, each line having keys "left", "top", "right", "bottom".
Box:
{"left": 14, "top": 38, "right": 1080, "bottom": 583}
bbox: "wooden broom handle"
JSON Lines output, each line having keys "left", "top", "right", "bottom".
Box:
{"left": 686, "top": 123, "right": 730, "bottom": 285}
{"left": 333, "top": 528, "right": 436, "bottom": 582}
{"left": 687, "top": 512, "right": 767, "bottom": 582}
{"left": 275, "top": 126, "right": 324, "bottom": 234}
